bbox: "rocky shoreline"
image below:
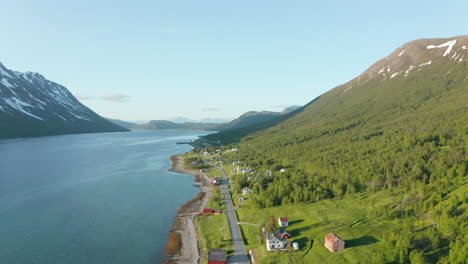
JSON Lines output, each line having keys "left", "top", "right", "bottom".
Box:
{"left": 163, "top": 155, "right": 212, "bottom": 264}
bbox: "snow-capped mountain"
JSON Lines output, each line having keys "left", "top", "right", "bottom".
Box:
{"left": 340, "top": 35, "right": 468, "bottom": 93}
{"left": 0, "top": 62, "right": 129, "bottom": 139}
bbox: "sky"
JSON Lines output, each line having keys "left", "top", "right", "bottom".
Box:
{"left": 1, "top": 0, "right": 467, "bottom": 122}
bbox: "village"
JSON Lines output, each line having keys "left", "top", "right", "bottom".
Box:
{"left": 185, "top": 147, "right": 351, "bottom": 264}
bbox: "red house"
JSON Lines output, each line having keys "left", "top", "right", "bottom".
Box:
{"left": 215, "top": 210, "right": 223, "bottom": 214}
{"left": 278, "top": 217, "right": 289, "bottom": 227}
{"left": 208, "top": 248, "right": 227, "bottom": 264}
{"left": 324, "top": 233, "right": 345, "bottom": 252}
{"left": 276, "top": 230, "right": 292, "bottom": 239}
{"left": 203, "top": 208, "right": 215, "bottom": 214}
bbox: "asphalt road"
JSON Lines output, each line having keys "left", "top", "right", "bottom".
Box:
{"left": 215, "top": 166, "right": 250, "bottom": 264}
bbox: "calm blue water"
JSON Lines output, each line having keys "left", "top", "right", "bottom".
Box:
{"left": 0, "top": 130, "right": 210, "bottom": 264}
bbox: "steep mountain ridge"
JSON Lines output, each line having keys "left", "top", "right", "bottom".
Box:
{"left": 341, "top": 36, "right": 468, "bottom": 93}
{"left": 0, "top": 62, "right": 129, "bottom": 139}
{"left": 208, "top": 35, "right": 468, "bottom": 263}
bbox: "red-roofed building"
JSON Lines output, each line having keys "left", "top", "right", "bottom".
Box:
{"left": 278, "top": 217, "right": 289, "bottom": 227}
{"left": 324, "top": 233, "right": 345, "bottom": 252}
{"left": 203, "top": 208, "right": 215, "bottom": 214}
{"left": 208, "top": 248, "right": 227, "bottom": 264}
{"left": 275, "top": 229, "right": 292, "bottom": 239}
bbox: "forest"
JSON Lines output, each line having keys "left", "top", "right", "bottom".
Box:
{"left": 196, "top": 56, "right": 468, "bottom": 262}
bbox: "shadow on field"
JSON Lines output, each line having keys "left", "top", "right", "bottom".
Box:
{"left": 345, "top": 236, "right": 379, "bottom": 248}
{"left": 289, "top": 219, "right": 304, "bottom": 225}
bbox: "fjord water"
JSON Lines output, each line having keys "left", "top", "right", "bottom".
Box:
{"left": 0, "top": 130, "right": 209, "bottom": 264}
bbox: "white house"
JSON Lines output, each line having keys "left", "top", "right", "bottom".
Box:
{"left": 278, "top": 217, "right": 289, "bottom": 227}
{"left": 242, "top": 187, "right": 252, "bottom": 195}
{"left": 266, "top": 234, "right": 287, "bottom": 251}
{"left": 266, "top": 170, "right": 273, "bottom": 176}
{"left": 280, "top": 168, "right": 286, "bottom": 173}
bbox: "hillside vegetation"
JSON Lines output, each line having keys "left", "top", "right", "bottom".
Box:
{"left": 198, "top": 36, "right": 468, "bottom": 263}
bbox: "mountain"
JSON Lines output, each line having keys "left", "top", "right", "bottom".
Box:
{"left": 203, "top": 36, "right": 468, "bottom": 144}
{"left": 200, "top": 118, "right": 230, "bottom": 123}
{"left": 202, "top": 36, "right": 468, "bottom": 263}
{"left": 134, "top": 120, "right": 221, "bottom": 131}
{"left": 212, "top": 111, "right": 282, "bottom": 131}
{"left": 0, "top": 62, "right": 129, "bottom": 139}
{"left": 281, "top": 105, "right": 301, "bottom": 113}
{"left": 105, "top": 118, "right": 138, "bottom": 129}
{"left": 211, "top": 106, "right": 304, "bottom": 132}
{"left": 172, "top": 116, "right": 198, "bottom": 123}
{"left": 135, "top": 106, "right": 302, "bottom": 132}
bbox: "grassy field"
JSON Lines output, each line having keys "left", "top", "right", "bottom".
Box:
{"left": 194, "top": 181, "right": 233, "bottom": 262}
{"left": 195, "top": 212, "right": 233, "bottom": 261}
{"left": 234, "top": 185, "right": 467, "bottom": 264}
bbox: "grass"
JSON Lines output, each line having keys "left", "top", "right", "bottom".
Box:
{"left": 235, "top": 190, "right": 422, "bottom": 264}
{"left": 195, "top": 212, "right": 233, "bottom": 261}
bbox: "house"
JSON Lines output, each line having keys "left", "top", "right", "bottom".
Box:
{"left": 211, "top": 179, "right": 220, "bottom": 186}
{"left": 293, "top": 242, "right": 299, "bottom": 250}
{"left": 266, "top": 170, "right": 273, "bottom": 176}
{"left": 190, "top": 161, "right": 198, "bottom": 165}
{"left": 280, "top": 168, "right": 286, "bottom": 173}
{"left": 215, "top": 210, "right": 223, "bottom": 214}
{"left": 232, "top": 161, "right": 239, "bottom": 166}
{"left": 231, "top": 148, "right": 239, "bottom": 152}
{"left": 242, "top": 187, "right": 252, "bottom": 195}
{"left": 208, "top": 248, "right": 227, "bottom": 264}
{"left": 278, "top": 218, "right": 289, "bottom": 227}
{"left": 266, "top": 234, "right": 287, "bottom": 251}
{"left": 324, "top": 233, "right": 345, "bottom": 252}
{"left": 203, "top": 208, "right": 215, "bottom": 214}
{"left": 275, "top": 229, "right": 292, "bottom": 239}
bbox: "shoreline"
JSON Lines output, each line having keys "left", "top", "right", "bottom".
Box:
{"left": 163, "top": 154, "right": 212, "bottom": 264}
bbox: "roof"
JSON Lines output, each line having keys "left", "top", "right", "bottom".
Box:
{"left": 325, "top": 233, "right": 342, "bottom": 243}
{"left": 208, "top": 248, "right": 227, "bottom": 261}
{"left": 279, "top": 217, "right": 289, "bottom": 222}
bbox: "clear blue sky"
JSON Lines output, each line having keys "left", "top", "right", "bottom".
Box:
{"left": 1, "top": 0, "right": 467, "bottom": 122}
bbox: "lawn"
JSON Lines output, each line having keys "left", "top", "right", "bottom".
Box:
{"left": 236, "top": 190, "right": 418, "bottom": 264}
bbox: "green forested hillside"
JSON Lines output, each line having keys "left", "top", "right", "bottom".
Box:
{"left": 200, "top": 36, "right": 468, "bottom": 263}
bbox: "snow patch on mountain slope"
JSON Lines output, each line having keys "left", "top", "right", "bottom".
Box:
{"left": 399, "top": 49, "right": 407, "bottom": 56}
{"left": 1, "top": 78, "right": 15, "bottom": 89}
{"left": 427, "top": 39, "right": 457, "bottom": 56}
{"left": 4, "top": 97, "right": 43, "bottom": 120}
{"left": 419, "top": 61, "right": 432, "bottom": 67}
{"left": 0, "top": 67, "right": 13, "bottom": 78}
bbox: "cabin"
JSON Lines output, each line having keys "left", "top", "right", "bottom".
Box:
{"left": 203, "top": 208, "right": 215, "bottom": 214}
{"left": 266, "top": 234, "right": 287, "bottom": 251}
{"left": 324, "top": 233, "right": 345, "bottom": 252}
{"left": 208, "top": 248, "right": 227, "bottom": 264}
{"left": 211, "top": 179, "right": 220, "bottom": 186}
{"left": 278, "top": 217, "right": 289, "bottom": 227}
{"left": 275, "top": 229, "right": 292, "bottom": 239}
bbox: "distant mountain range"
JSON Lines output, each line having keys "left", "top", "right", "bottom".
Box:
{"left": 0, "top": 62, "right": 129, "bottom": 139}
{"left": 125, "top": 106, "right": 302, "bottom": 131}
